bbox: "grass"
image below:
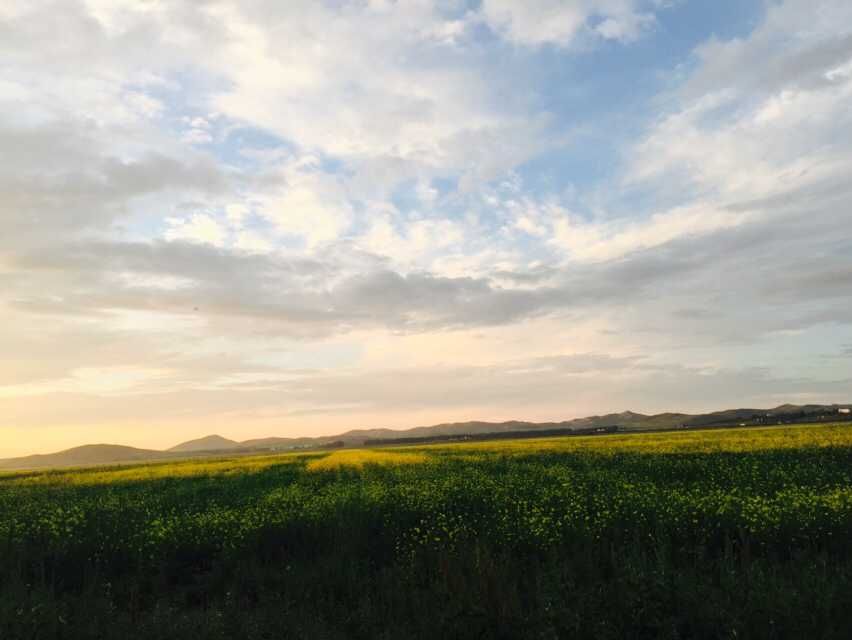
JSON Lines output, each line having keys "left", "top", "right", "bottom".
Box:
{"left": 2, "top": 423, "right": 852, "bottom": 639}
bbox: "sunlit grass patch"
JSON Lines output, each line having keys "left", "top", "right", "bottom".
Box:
{"left": 8, "top": 452, "right": 309, "bottom": 487}
{"left": 306, "top": 448, "right": 429, "bottom": 471}
{"left": 416, "top": 422, "right": 852, "bottom": 457}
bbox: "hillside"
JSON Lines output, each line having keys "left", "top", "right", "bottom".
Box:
{"left": 3, "top": 403, "right": 849, "bottom": 470}
{"left": 0, "top": 444, "right": 172, "bottom": 471}
{"left": 168, "top": 435, "right": 240, "bottom": 453}
{"left": 240, "top": 436, "right": 333, "bottom": 450}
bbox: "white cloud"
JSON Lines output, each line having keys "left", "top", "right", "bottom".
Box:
{"left": 263, "top": 185, "right": 351, "bottom": 249}
{"left": 358, "top": 209, "right": 466, "bottom": 269}
{"left": 480, "top": 0, "right": 656, "bottom": 47}
{"left": 550, "top": 204, "right": 749, "bottom": 262}
{"left": 204, "top": 0, "right": 509, "bottom": 168}
{"left": 514, "top": 215, "right": 548, "bottom": 237}
{"left": 225, "top": 203, "right": 251, "bottom": 228}
{"left": 628, "top": 82, "right": 852, "bottom": 203}
{"left": 181, "top": 127, "right": 213, "bottom": 145}
{"left": 495, "top": 191, "right": 750, "bottom": 263}
{"left": 628, "top": 0, "right": 852, "bottom": 203}
{"left": 164, "top": 213, "right": 227, "bottom": 247}
{"left": 234, "top": 230, "right": 274, "bottom": 255}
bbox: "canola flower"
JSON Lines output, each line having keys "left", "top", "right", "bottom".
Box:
{"left": 1, "top": 422, "right": 850, "bottom": 574}
{"left": 306, "top": 449, "right": 429, "bottom": 471}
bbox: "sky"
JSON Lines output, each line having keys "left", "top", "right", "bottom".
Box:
{"left": 1, "top": 0, "right": 851, "bottom": 457}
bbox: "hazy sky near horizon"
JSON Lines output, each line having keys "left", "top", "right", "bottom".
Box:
{"left": 2, "top": 0, "right": 852, "bottom": 456}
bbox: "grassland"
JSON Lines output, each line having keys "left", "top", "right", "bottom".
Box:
{"left": 3, "top": 423, "right": 852, "bottom": 639}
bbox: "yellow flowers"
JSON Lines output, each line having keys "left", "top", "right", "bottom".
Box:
{"left": 2, "top": 421, "right": 850, "bottom": 574}
{"left": 8, "top": 452, "right": 308, "bottom": 487}
{"left": 21, "top": 425, "right": 852, "bottom": 639}
{"left": 306, "top": 449, "right": 428, "bottom": 471}
{"left": 417, "top": 422, "right": 852, "bottom": 457}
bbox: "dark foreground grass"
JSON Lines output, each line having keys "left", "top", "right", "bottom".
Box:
{"left": 2, "top": 424, "right": 852, "bottom": 639}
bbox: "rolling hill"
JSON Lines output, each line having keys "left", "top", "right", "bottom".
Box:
{"left": 0, "top": 444, "right": 174, "bottom": 471}
{"left": 168, "top": 435, "right": 240, "bottom": 453}
{"left": 2, "top": 403, "right": 849, "bottom": 471}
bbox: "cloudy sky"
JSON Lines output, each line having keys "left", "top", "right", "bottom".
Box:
{"left": 1, "top": 0, "right": 851, "bottom": 456}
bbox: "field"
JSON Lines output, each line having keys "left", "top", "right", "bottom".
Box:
{"left": 3, "top": 424, "right": 852, "bottom": 639}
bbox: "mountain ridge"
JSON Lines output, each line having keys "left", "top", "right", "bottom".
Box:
{"left": 0, "top": 444, "right": 180, "bottom": 472}
{"left": 2, "top": 403, "right": 849, "bottom": 471}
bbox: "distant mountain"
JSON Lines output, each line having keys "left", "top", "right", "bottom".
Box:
{"left": 278, "top": 403, "right": 850, "bottom": 447}
{"left": 169, "top": 435, "right": 240, "bottom": 452}
{"left": 2, "top": 403, "right": 849, "bottom": 471}
{"left": 240, "top": 437, "right": 333, "bottom": 450}
{"left": 336, "top": 420, "right": 568, "bottom": 444}
{"left": 0, "top": 444, "right": 172, "bottom": 471}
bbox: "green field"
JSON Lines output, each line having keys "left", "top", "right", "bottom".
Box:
{"left": 3, "top": 423, "right": 852, "bottom": 639}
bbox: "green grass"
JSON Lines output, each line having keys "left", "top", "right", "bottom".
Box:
{"left": 3, "top": 423, "right": 852, "bottom": 639}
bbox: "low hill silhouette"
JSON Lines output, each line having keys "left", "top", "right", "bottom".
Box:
{"left": 1, "top": 403, "right": 849, "bottom": 471}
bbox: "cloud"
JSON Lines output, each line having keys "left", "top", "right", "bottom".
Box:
{"left": 357, "top": 208, "right": 466, "bottom": 269}
{"left": 261, "top": 176, "right": 353, "bottom": 249}
{"left": 0, "top": 142, "right": 228, "bottom": 251}
{"left": 627, "top": 2, "right": 852, "bottom": 204}
{"left": 164, "top": 213, "right": 228, "bottom": 247}
{"left": 193, "top": 0, "right": 555, "bottom": 188}
{"left": 4, "top": 180, "right": 850, "bottom": 344}
{"left": 479, "top": 0, "right": 658, "bottom": 47}
{"left": 500, "top": 195, "right": 750, "bottom": 263}
{"left": 2, "top": 0, "right": 852, "bottom": 455}
{"left": 683, "top": 5, "right": 852, "bottom": 99}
